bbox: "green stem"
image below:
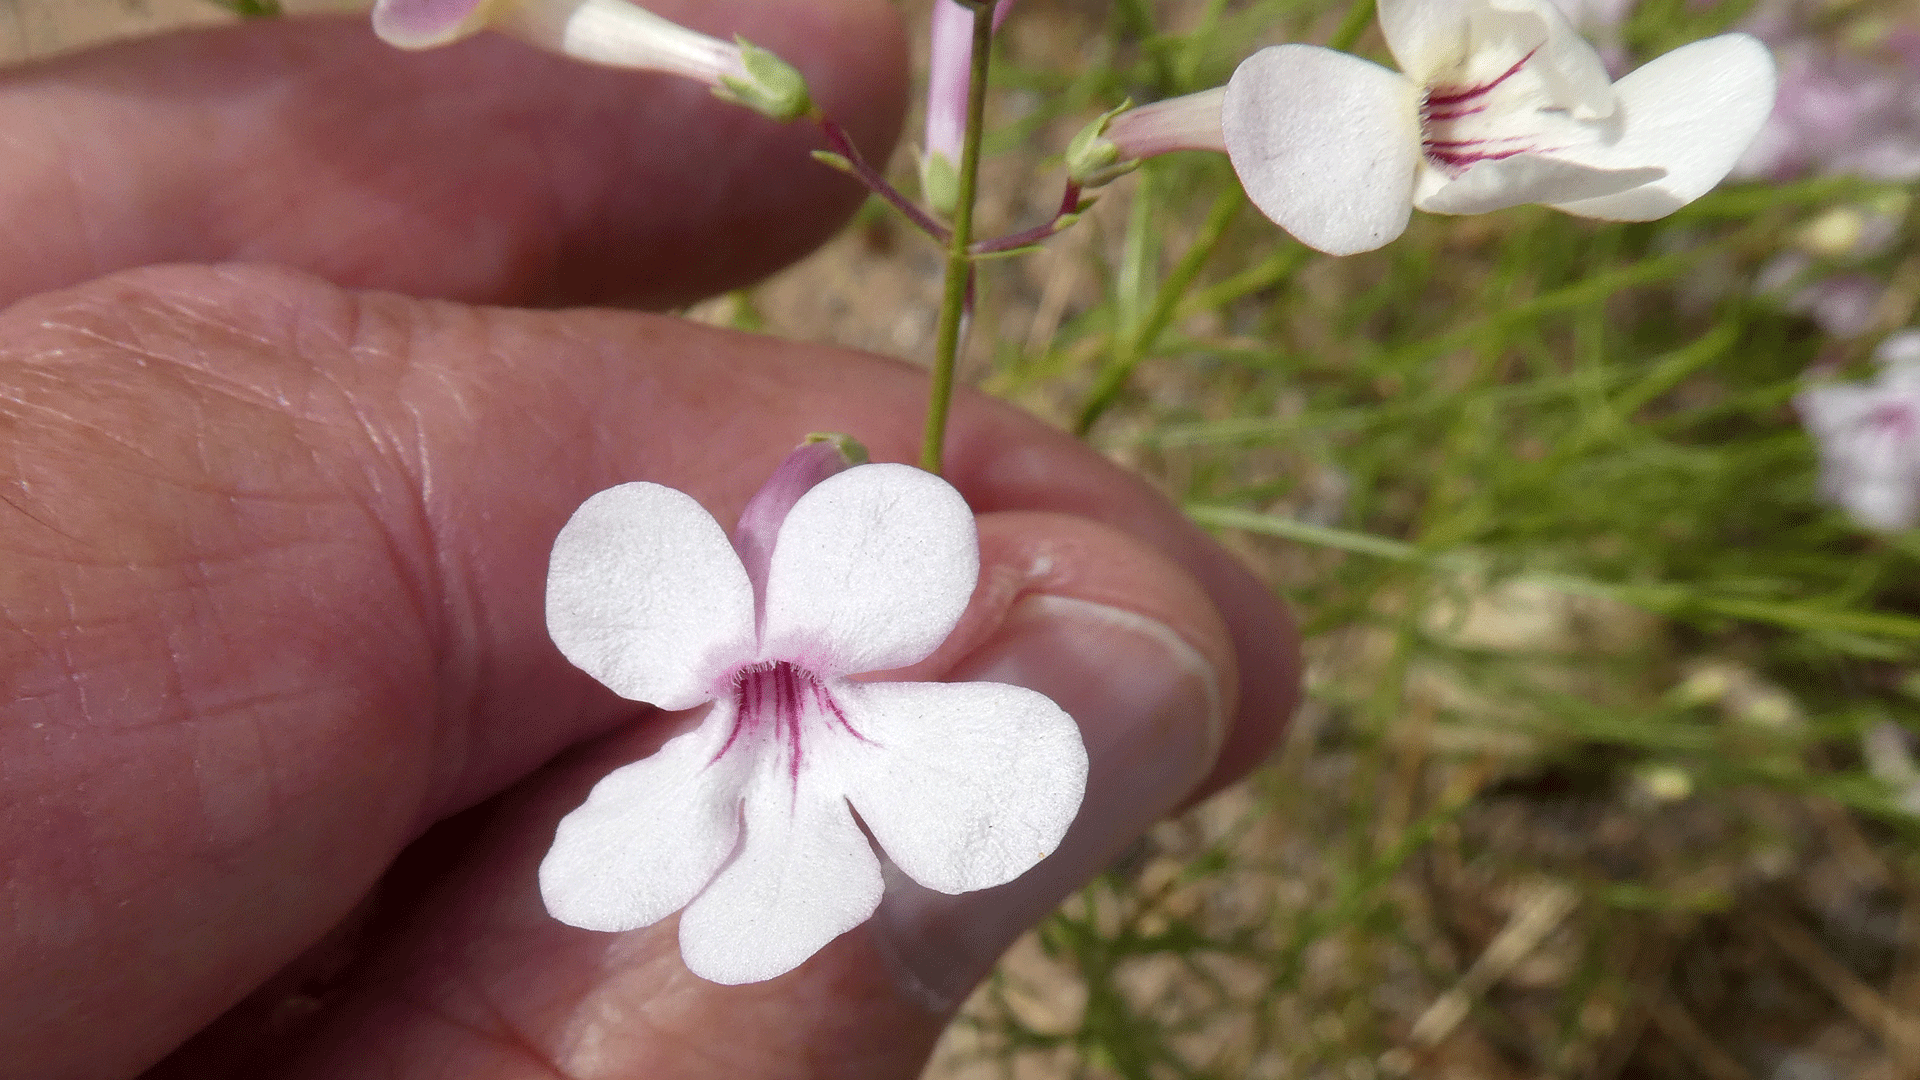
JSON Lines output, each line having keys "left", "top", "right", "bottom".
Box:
{"left": 1328, "top": 0, "right": 1377, "bottom": 50}
{"left": 920, "top": 0, "right": 996, "bottom": 474}
{"left": 1074, "top": 186, "right": 1241, "bottom": 436}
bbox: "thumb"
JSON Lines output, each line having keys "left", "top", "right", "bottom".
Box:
{"left": 268, "top": 513, "right": 1235, "bottom": 1080}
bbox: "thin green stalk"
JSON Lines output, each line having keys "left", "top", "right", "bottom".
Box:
{"left": 920, "top": 1, "right": 996, "bottom": 474}
{"left": 1328, "top": 0, "right": 1377, "bottom": 50}
{"left": 1074, "top": 187, "right": 1242, "bottom": 436}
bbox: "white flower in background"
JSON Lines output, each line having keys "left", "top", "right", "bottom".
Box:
{"left": 1218, "top": 0, "right": 1777, "bottom": 254}
{"left": 370, "top": 0, "right": 812, "bottom": 120}
{"left": 1796, "top": 331, "right": 1920, "bottom": 531}
{"left": 1732, "top": 13, "right": 1920, "bottom": 182}
{"left": 1864, "top": 719, "right": 1920, "bottom": 816}
{"left": 541, "top": 440, "right": 1088, "bottom": 984}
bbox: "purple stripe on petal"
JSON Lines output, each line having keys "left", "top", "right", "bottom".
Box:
{"left": 1423, "top": 48, "right": 1539, "bottom": 108}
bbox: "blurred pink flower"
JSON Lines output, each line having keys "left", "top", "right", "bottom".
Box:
{"left": 1796, "top": 331, "right": 1920, "bottom": 531}
{"left": 1734, "top": 3, "right": 1920, "bottom": 180}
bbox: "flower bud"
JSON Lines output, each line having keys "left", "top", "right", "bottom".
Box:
{"left": 1064, "top": 100, "right": 1135, "bottom": 188}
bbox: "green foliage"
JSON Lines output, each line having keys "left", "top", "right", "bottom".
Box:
{"left": 937, "top": 0, "right": 1920, "bottom": 1074}
{"left": 204, "top": 0, "right": 282, "bottom": 16}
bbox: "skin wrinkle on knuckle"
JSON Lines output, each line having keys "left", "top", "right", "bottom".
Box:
{"left": 0, "top": 269, "right": 458, "bottom": 828}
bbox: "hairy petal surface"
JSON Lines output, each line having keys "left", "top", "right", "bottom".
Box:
{"left": 1223, "top": 45, "right": 1422, "bottom": 255}
{"left": 832, "top": 682, "right": 1088, "bottom": 895}
{"left": 1379, "top": 0, "right": 1471, "bottom": 85}
{"left": 760, "top": 464, "right": 977, "bottom": 676}
{"left": 539, "top": 708, "right": 749, "bottom": 930}
{"left": 1548, "top": 34, "right": 1778, "bottom": 220}
{"left": 546, "top": 483, "right": 757, "bottom": 710}
{"left": 677, "top": 768, "right": 885, "bottom": 983}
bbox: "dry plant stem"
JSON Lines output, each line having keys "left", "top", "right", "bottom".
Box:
{"left": 1643, "top": 993, "right": 1755, "bottom": 1080}
{"left": 1760, "top": 909, "right": 1920, "bottom": 1064}
{"left": 920, "top": 0, "right": 993, "bottom": 474}
{"left": 1409, "top": 882, "right": 1579, "bottom": 1046}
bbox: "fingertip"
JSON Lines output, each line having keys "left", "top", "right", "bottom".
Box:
{"left": 0, "top": 0, "right": 908, "bottom": 308}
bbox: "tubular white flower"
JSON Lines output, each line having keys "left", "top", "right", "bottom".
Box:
{"left": 375, "top": 0, "right": 740, "bottom": 80}
{"left": 1220, "top": 0, "right": 1778, "bottom": 254}
{"left": 541, "top": 455, "right": 1088, "bottom": 984}
{"left": 371, "top": 0, "right": 814, "bottom": 120}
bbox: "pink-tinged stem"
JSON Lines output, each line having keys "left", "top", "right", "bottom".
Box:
{"left": 731, "top": 439, "right": 860, "bottom": 606}
{"left": 819, "top": 119, "right": 954, "bottom": 243}
{"left": 1104, "top": 88, "right": 1228, "bottom": 158}
{"left": 970, "top": 181, "right": 1083, "bottom": 254}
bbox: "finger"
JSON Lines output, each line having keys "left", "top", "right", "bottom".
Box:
{"left": 0, "top": 264, "right": 1293, "bottom": 1077}
{"left": 0, "top": 0, "right": 905, "bottom": 310}
{"left": 255, "top": 511, "right": 1234, "bottom": 1080}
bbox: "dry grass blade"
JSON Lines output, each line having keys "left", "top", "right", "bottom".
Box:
{"left": 1643, "top": 992, "right": 1755, "bottom": 1080}
{"left": 1760, "top": 909, "right": 1920, "bottom": 1067}
{"left": 1411, "top": 881, "right": 1580, "bottom": 1047}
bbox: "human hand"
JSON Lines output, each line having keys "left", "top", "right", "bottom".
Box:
{"left": 0, "top": 6, "right": 1298, "bottom": 1078}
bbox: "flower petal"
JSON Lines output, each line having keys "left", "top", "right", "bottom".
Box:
{"left": 677, "top": 767, "right": 884, "bottom": 984}
{"left": 370, "top": 0, "right": 489, "bottom": 49}
{"left": 1546, "top": 34, "right": 1778, "bottom": 221}
{"left": 760, "top": 464, "right": 977, "bottom": 677}
{"left": 1483, "top": 0, "right": 1616, "bottom": 119}
{"left": 538, "top": 706, "right": 749, "bottom": 932}
{"left": 491, "top": 0, "right": 747, "bottom": 85}
{"left": 732, "top": 438, "right": 863, "bottom": 608}
{"left": 1379, "top": 0, "right": 1471, "bottom": 85}
{"left": 1414, "top": 154, "right": 1662, "bottom": 215}
{"left": 1223, "top": 45, "right": 1422, "bottom": 256}
{"left": 831, "top": 681, "right": 1088, "bottom": 895}
{"left": 1796, "top": 382, "right": 1884, "bottom": 442}
{"left": 547, "top": 482, "right": 756, "bottom": 710}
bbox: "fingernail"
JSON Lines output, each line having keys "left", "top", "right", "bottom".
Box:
{"left": 867, "top": 594, "right": 1225, "bottom": 1011}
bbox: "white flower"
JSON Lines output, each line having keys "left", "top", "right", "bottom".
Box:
{"left": 1796, "top": 331, "right": 1920, "bottom": 531}
{"left": 1219, "top": 0, "right": 1778, "bottom": 254}
{"left": 371, "top": 0, "right": 812, "bottom": 121}
{"left": 540, "top": 444, "right": 1088, "bottom": 984}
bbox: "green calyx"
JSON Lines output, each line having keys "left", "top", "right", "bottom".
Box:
{"left": 715, "top": 38, "right": 814, "bottom": 123}
{"left": 803, "top": 432, "right": 871, "bottom": 467}
{"left": 920, "top": 151, "right": 961, "bottom": 219}
{"left": 1065, "top": 99, "right": 1139, "bottom": 188}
